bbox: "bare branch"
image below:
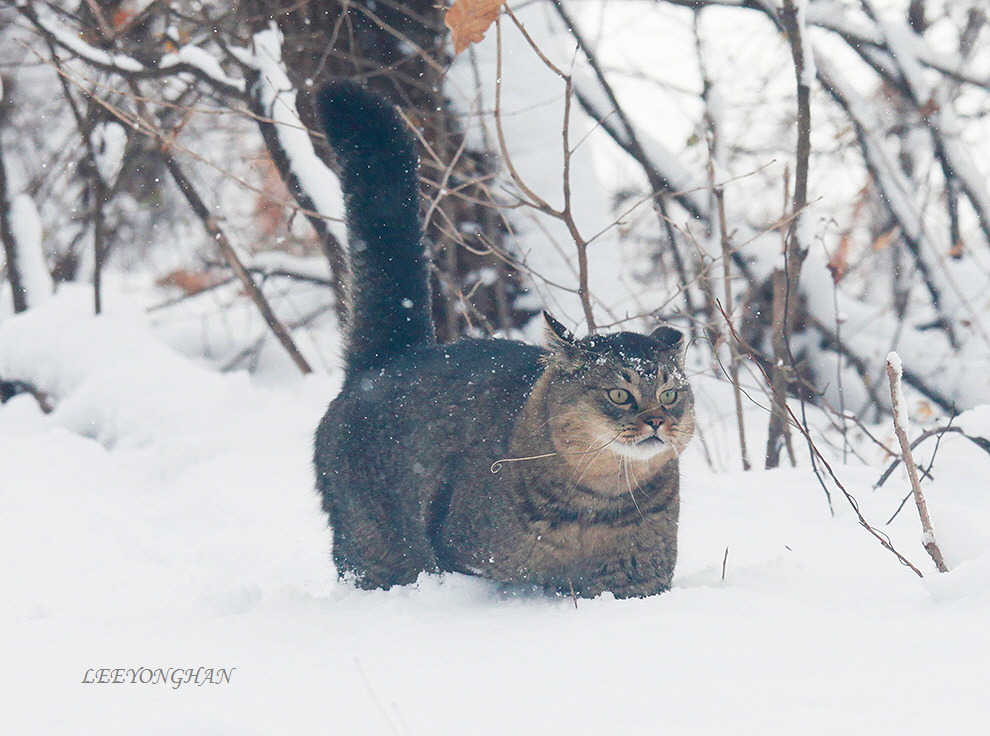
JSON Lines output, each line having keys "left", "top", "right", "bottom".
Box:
{"left": 766, "top": 0, "right": 813, "bottom": 469}
{"left": 494, "top": 12, "right": 598, "bottom": 329}
{"left": 696, "top": 14, "right": 750, "bottom": 470}
{"left": 164, "top": 154, "right": 312, "bottom": 375}
{"left": 885, "top": 353, "right": 948, "bottom": 572}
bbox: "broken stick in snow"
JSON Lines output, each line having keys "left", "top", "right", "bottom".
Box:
{"left": 885, "top": 352, "right": 948, "bottom": 573}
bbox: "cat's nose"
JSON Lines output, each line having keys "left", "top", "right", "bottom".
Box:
{"left": 643, "top": 416, "right": 663, "bottom": 430}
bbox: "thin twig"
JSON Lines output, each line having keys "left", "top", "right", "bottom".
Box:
{"left": 885, "top": 353, "right": 947, "bottom": 572}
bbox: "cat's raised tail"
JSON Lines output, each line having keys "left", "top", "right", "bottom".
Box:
{"left": 315, "top": 82, "right": 435, "bottom": 375}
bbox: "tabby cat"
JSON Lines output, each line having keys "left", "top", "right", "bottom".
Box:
{"left": 313, "top": 82, "right": 695, "bottom": 598}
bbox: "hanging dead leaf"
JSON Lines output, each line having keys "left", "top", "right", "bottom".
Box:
{"left": 445, "top": 0, "right": 505, "bottom": 55}
{"left": 111, "top": 0, "right": 140, "bottom": 32}
{"left": 916, "top": 400, "right": 935, "bottom": 422}
{"left": 111, "top": 8, "right": 134, "bottom": 30}
{"left": 156, "top": 269, "right": 221, "bottom": 296}
{"left": 828, "top": 232, "right": 852, "bottom": 284}
{"left": 871, "top": 228, "right": 896, "bottom": 251}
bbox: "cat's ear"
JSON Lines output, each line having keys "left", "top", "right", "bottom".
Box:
{"left": 543, "top": 312, "right": 575, "bottom": 346}
{"left": 650, "top": 325, "right": 685, "bottom": 363}
{"left": 542, "top": 312, "right": 583, "bottom": 371}
{"left": 650, "top": 325, "right": 683, "bottom": 350}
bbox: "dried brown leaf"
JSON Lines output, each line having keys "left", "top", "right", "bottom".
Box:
{"left": 828, "top": 232, "right": 851, "bottom": 284}
{"left": 156, "top": 269, "right": 219, "bottom": 296}
{"left": 871, "top": 229, "right": 896, "bottom": 251}
{"left": 445, "top": 0, "right": 505, "bottom": 55}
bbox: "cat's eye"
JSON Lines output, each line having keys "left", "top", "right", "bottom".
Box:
{"left": 659, "top": 389, "right": 678, "bottom": 406}
{"left": 607, "top": 388, "right": 632, "bottom": 405}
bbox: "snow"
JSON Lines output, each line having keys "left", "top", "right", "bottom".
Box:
{"left": 793, "top": 0, "right": 817, "bottom": 89}
{"left": 3, "top": 285, "right": 990, "bottom": 733}
{"left": 90, "top": 122, "right": 127, "bottom": 185}
{"left": 4, "top": 1, "right": 990, "bottom": 732}
{"left": 9, "top": 192, "right": 52, "bottom": 307}
{"left": 956, "top": 405, "right": 990, "bottom": 438}
{"left": 887, "top": 350, "right": 911, "bottom": 433}
{"left": 886, "top": 350, "right": 902, "bottom": 376}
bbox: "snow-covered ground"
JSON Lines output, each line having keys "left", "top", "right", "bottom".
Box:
{"left": 3, "top": 284, "right": 989, "bottom": 735}
{"left": 3, "top": 1, "right": 990, "bottom": 732}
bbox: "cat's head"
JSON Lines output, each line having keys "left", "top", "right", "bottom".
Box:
{"left": 540, "top": 313, "right": 695, "bottom": 467}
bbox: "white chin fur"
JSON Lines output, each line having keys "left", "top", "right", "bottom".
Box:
{"left": 609, "top": 437, "right": 668, "bottom": 461}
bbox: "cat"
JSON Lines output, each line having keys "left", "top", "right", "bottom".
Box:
{"left": 313, "top": 82, "right": 695, "bottom": 598}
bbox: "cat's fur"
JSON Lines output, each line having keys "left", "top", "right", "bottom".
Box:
{"left": 313, "top": 82, "right": 694, "bottom": 598}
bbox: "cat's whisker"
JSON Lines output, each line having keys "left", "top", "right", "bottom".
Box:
{"left": 569, "top": 440, "right": 615, "bottom": 490}
{"left": 622, "top": 458, "right": 646, "bottom": 521}
{"left": 526, "top": 411, "right": 568, "bottom": 436}
{"left": 490, "top": 429, "right": 622, "bottom": 474}
{"left": 490, "top": 451, "right": 559, "bottom": 473}
{"left": 566, "top": 428, "right": 630, "bottom": 487}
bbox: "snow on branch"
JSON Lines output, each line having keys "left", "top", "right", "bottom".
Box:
{"left": 235, "top": 25, "right": 348, "bottom": 311}
{"left": 806, "top": 2, "right": 990, "bottom": 92}
{"left": 8, "top": 193, "right": 52, "bottom": 309}
{"left": 238, "top": 26, "right": 343, "bottom": 237}
{"left": 815, "top": 53, "right": 955, "bottom": 326}
{"left": 18, "top": 2, "right": 245, "bottom": 98}
{"left": 157, "top": 45, "right": 246, "bottom": 98}
{"left": 856, "top": 1, "right": 990, "bottom": 249}
{"left": 25, "top": 3, "right": 145, "bottom": 73}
